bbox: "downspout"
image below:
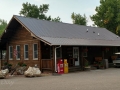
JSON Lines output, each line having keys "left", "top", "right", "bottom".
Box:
{"left": 54, "top": 45, "right": 61, "bottom": 72}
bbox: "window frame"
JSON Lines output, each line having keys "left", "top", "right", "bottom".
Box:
{"left": 16, "top": 45, "right": 20, "bottom": 60}
{"left": 24, "top": 44, "right": 29, "bottom": 60}
{"left": 9, "top": 46, "right": 13, "bottom": 60}
{"left": 33, "top": 43, "right": 38, "bottom": 60}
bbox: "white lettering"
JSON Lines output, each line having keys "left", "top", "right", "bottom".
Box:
{"left": 1, "top": 80, "right": 15, "bottom": 86}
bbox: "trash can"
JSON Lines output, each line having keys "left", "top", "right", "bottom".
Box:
{"left": 64, "top": 59, "right": 68, "bottom": 73}
{"left": 104, "top": 59, "right": 109, "bottom": 69}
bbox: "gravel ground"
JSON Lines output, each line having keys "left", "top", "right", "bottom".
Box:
{"left": 0, "top": 68, "right": 120, "bottom": 90}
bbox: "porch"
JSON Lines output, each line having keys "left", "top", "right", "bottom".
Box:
{"left": 40, "top": 43, "right": 119, "bottom": 72}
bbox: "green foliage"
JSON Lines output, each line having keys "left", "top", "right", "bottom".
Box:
{"left": 52, "top": 16, "right": 61, "bottom": 22}
{"left": 18, "top": 62, "right": 27, "bottom": 67}
{"left": 85, "top": 60, "right": 89, "bottom": 67}
{"left": 19, "top": 2, "right": 61, "bottom": 22}
{"left": 71, "top": 12, "right": 87, "bottom": 25}
{"left": 91, "top": 0, "right": 120, "bottom": 36}
{"left": 0, "top": 19, "right": 7, "bottom": 35}
{"left": 3, "top": 62, "right": 12, "bottom": 67}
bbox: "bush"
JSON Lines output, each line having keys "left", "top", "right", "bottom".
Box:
{"left": 18, "top": 62, "right": 27, "bottom": 67}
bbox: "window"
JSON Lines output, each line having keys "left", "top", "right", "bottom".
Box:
{"left": 1, "top": 50, "right": 6, "bottom": 60}
{"left": 24, "top": 45, "right": 28, "bottom": 60}
{"left": 16, "top": 45, "right": 20, "bottom": 60}
{"left": 9, "top": 46, "right": 13, "bottom": 60}
{"left": 33, "top": 44, "right": 38, "bottom": 60}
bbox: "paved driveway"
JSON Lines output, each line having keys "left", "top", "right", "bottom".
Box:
{"left": 0, "top": 68, "right": 120, "bottom": 90}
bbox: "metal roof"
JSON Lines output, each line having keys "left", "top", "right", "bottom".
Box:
{"left": 5, "top": 15, "right": 120, "bottom": 46}
{"left": 40, "top": 37, "right": 120, "bottom": 46}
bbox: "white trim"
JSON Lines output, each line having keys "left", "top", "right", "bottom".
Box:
{"left": 16, "top": 45, "right": 20, "bottom": 60}
{"left": 9, "top": 46, "right": 13, "bottom": 60}
{"left": 33, "top": 43, "right": 38, "bottom": 60}
{"left": 24, "top": 44, "right": 29, "bottom": 60}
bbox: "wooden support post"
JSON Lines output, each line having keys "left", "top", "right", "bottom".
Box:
{"left": 52, "top": 46, "right": 55, "bottom": 73}
{"left": 81, "top": 47, "right": 84, "bottom": 71}
{"left": 39, "top": 41, "right": 42, "bottom": 71}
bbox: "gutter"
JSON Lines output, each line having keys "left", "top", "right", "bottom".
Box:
{"left": 54, "top": 45, "right": 61, "bottom": 72}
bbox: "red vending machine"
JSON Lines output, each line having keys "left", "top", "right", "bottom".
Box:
{"left": 57, "top": 59, "right": 64, "bottom": 74}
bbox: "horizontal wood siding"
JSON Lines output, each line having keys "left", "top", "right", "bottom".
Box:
{"left": 7, "top": 26, "right": 41, "bottom": 69}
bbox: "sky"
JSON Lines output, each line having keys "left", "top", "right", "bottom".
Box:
{"left": 0, "top": 0, "right": 100, "bottom": 26}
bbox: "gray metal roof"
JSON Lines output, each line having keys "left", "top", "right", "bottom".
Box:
{"left": 12, "top": 15, "right": 120, "bottom": 46}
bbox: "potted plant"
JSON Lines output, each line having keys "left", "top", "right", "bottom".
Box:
{"left": 3, "top": 62, "right": 12, "bottom": 72}
{"left": 18, "top": 62, "right": 27, "bottom": 67}
{"left": 99, "top": 61, "right": 104, "bottom": 69}
{"left": 84, "top": 60, "right": 91, "bottom": 71}
{"left": 16, "top": 62, "right": 27, "bottom": 75}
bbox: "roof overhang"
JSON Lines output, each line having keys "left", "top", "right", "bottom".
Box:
{"left": 40, "top": 37, "right": 120, "bottom": 46}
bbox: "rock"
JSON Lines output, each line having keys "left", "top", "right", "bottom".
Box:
{"left": 0, "top": 69, "right": 9, "bottom": 79}
{"left": 24, "top": 66, "right": 41, "bottom": 77}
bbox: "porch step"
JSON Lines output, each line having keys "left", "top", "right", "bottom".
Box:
{"left": 69, "top": 67, "right": 81, "bottom": 72}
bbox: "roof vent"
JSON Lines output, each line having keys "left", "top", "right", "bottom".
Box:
{"left": 98, "top": 33, "right": 99, "bottom": 36}
{"left": 86, "top": 29, "right": 88, "bottom": 32}
{"left": 117, "top": 36, "right": 119, "bottom": 38}
{"left": 93, "top": 31, "right": 95, "bottom": 33}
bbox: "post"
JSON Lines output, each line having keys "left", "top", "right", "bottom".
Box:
{"left": 81, "top": 47, "right": 84, "bottom": 71}
{"left": 55, "top": 48, "right": 57, "bottom": 72}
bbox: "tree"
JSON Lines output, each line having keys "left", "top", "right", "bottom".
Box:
{"left": 52, "top": 16, "right": 61, "bottom": 22}
{"left": 19, "top": 2, "right": 61, "bottom": 22}
{"left": 0, "top": 19, "right": 7, "bottom": 35}
{"left": 71, "top": 12, "right": 87, "bottom": 25}
{"left": 91, "top": 0, "right": 120, "bottom": 35}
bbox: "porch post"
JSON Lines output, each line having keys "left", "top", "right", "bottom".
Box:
{"left": 39, "top": 41, "right": 42, "bottom": 70}
{"left": 52, "top": 46, "right": 55, "bottom": 73}
{"left": 81, "top": 47, "right": 84, "bottom": 71}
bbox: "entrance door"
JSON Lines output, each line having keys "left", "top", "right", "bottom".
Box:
{"left": 73, "top": 47, "right": 79, "bottom": 66}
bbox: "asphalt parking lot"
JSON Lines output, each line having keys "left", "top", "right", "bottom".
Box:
{"left": 0, "top": 68, "right": 120, "bottom": 90}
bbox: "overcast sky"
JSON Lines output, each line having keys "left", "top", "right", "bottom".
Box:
{"left": 0, "top": 0, "right": 100, "bottom": 26}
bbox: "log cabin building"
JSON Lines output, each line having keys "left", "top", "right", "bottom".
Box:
{"left": 0, "top": 15, "right": 120, "bottom": 72}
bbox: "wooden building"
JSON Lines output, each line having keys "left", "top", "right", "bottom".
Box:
{"left": 0, "top": 15, "right": 120, "bottom": 72}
